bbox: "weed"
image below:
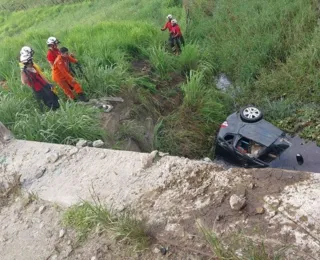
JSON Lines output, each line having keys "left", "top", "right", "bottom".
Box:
{"left": 63, "top": 202, "right": 97, "bottom": 242}
{"left": 2, "top": 101, "right": 106, "bottom": 144}
{"left": 134, "top": 76, "right": 157, "bottom": 94}
{"left": 0, "top": 169, "right": 21, "bottom": 208}
{"left": 198, "top": 222, "right": 289, "bottom": 260}
{"left": 148, "top": 45, "right": 177, "bottom": 78}
{"left": 63, "top": 194, "right": 150, "bottom": 251}
{"left": 155, "top": 70, "right": 231, "bottom": 158}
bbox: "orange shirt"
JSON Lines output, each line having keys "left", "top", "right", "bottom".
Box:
{"left": 52, "top": 55, "right": 77, "bottom": 82}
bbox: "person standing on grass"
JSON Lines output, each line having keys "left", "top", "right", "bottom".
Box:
{"left": 52, "top": 47, "right": 89, "bottom": 102}
{"left": 46, "top": 36, "right": 61, "bottom": 68}
{"left": 47, "top": 36, "right": 78, "bottom": 76}
{"left": 161, "top": 14, "right": 174, "bottom": 48}
{"left": 171, "top": 19, "right": 185, "bottom": 54}
{"left": 19, "top": 46, "right": 35, "bottom": 70}
{"left": 20, "top": 52, "right": 59, "bottom": 111}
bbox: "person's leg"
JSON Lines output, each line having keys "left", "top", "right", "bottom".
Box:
{"left": 67, "top": 79, "right": 89, "bottom": 102}
{"left": 169, "top": 34, "right": 174, "bottom": 48}
{"left": 176, "top": 38, "right": 181, "bottom": 51}
{"left": 173, "top": 37, "right": 181, "bottom": 54}
{"left": 67, "top": 79, "right": 83, "bottom": 94}
{"left": 55, "top": 80, "right": 75, "bottom": 99}
{"left": 42, "top": 85, "right": 60, "bottom": 110}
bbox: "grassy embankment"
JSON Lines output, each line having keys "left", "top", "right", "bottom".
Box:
{"left": 0, "top": 0, "right": 319, "bottom": 159}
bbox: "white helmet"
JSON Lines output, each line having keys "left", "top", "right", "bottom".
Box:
{"left": 46, "top": 36, "right": 60, "bottom": 45}
{"left": 20, "top": 53, "right": 32, "bottom": 64}
{"left": 167, "top": 14, "right": 173, "bottom": 19}
{"left": 171, "top": 19, "right": 177, "bottom": 24}
{"left": 20, "top": 46, "right": 34, "bottom": 56}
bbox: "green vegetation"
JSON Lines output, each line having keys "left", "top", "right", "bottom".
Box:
{"left": 0, "top": 0, "right": 319, "bottom": 157}
{"left": 63, "top": 200, "right": 150, "bottom": 251}
{"left": 199, "top": 224, "right": 288, "bottom": 259}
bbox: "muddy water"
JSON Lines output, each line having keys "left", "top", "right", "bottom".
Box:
{"left": 215, "top": 136, "right": 320, "bottom": 173}
{"left": 270, "top": 136, "right": 320, "bottom": 173}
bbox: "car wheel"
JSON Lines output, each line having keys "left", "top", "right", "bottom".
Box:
{"left": 240, "top": 106, "right": 263, "bottom": 122}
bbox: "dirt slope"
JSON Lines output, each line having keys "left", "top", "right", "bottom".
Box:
{"left": 1, "top": 128, "right": 320, "bottom": 259}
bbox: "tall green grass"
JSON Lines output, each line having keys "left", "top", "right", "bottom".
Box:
{"left": 7, "top": 101, "right": 106, "bottom": 143}
{"left": 0, "top": 0, "right": 319, "bottom": 155}
{"left": 191, "top": 0, "right": 318, "bottom": 84}
{"left": 154, "top": 69, "right": 231, "bottom": 158}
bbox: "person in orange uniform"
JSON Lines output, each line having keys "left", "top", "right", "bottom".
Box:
{"left": 161, "top": 14, "right": 174, "bottom": 48}
{"left": 171, "top": 19, "right": 185, "bottom": 54}
{"left": 52, "top": 47, "right": 89, "bottom": 102}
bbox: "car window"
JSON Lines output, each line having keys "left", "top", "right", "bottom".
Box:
{"left": 224, "top": 134, "right": 234, "bottom": 145}
{"left": 236, "top": 137, "right": 251, "bottom": 154}
{"left": 236, "top": 138, "right": 278, "bottom": 162}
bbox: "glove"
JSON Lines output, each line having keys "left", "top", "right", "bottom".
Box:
{"left": 161, "top": 28, "right": 165, "bottom": 31}
{"left": 50, "top": 85, "right": 59, "bottom": 95}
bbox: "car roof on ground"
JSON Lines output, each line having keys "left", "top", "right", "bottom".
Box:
{"left": 238, "top": 119, "right": 284, "bottom": 147}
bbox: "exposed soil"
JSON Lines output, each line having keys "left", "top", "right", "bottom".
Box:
{"left": 98, "top": 59, "right": 185, "bottom": 153}
{"left": 0, "top": 195, "right": 204, "bottom": 260}
{"left": 136, "top": 163, "right": 315, "bottom": 258}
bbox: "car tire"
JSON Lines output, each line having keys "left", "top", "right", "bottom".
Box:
{"left": 240, "top": 106, "right": 263, "bottom": 123}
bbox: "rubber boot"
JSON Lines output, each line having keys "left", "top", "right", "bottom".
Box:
{"left": 78, "top": 93, "right": 89, "bottom": 102}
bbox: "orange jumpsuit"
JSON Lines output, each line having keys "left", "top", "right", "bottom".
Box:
{"left": 52, "top": 55, "right": 83, "bottom": 99}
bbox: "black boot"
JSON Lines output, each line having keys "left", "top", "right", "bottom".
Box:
{"left": 78, "top": 93, "right": 89, "bottom": 102}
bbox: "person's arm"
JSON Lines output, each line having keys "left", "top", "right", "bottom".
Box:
{"left": 47, "top": 52, "right": 55, "bottom": 68}
{"left": 161, "top": 22, "right": 168, "bottom": 31}
{"left": 173, "top": 27, "right": 181, "bottom": 38}
{"left": 21, "top": 71, "right": 30, "bottom": 86}
{"left": 56, "top": 60, "right": 74, "bottom": 82}
{"left": 172, "top": 28, "right": 178, "bottom": 38}
{"left": 68, "top": 55, "right": 78, "bottom": 64}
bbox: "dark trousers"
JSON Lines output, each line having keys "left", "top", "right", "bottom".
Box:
{"left": 34, "top": 84, "right": 59, "bottom": 111}
{"left": 169, "top": 34, "right": 174, "bottom": 48}
{"left": 172, "top": 36, "right": 185, "bottom": 51}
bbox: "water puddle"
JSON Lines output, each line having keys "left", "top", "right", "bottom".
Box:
{"left": 270, "top": 136, "right": 320, "bottom": 173}
{"left": 216, "top": 73, "right": 231, "bottom": 91}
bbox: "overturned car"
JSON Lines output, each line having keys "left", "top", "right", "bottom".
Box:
{"left": 215, "top": 106, "right": 294, "bottom": 168}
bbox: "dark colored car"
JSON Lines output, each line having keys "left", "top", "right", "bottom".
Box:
{"left": 215, "top": 106, "right": 293, "bottom": 168}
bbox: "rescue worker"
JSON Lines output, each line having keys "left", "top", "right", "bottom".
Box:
{"left": 171, "top": 19, "right": 185, "bottom": 54}
{"left": 46, "top": 36, "right": 61, "bottom": 67}
{"left": 52, "top": 47, "right": 89, "bottom": 102}
{"left": 161, "top": 14, "right": 174, "bottom": 49}
{"left": 19, "top": 46, "right": 35, "bottom": 70}
{"left": 20, "top": 46, "right": 35, "bottom": 57}
{"left": 19, "top": 46, "right": 59, "bottom": 94}
{"left": 47, "top": 36, "right": 78, "bottom": 76}
{"left": 20, "top": 52, "right": 59, "bottom": 111}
